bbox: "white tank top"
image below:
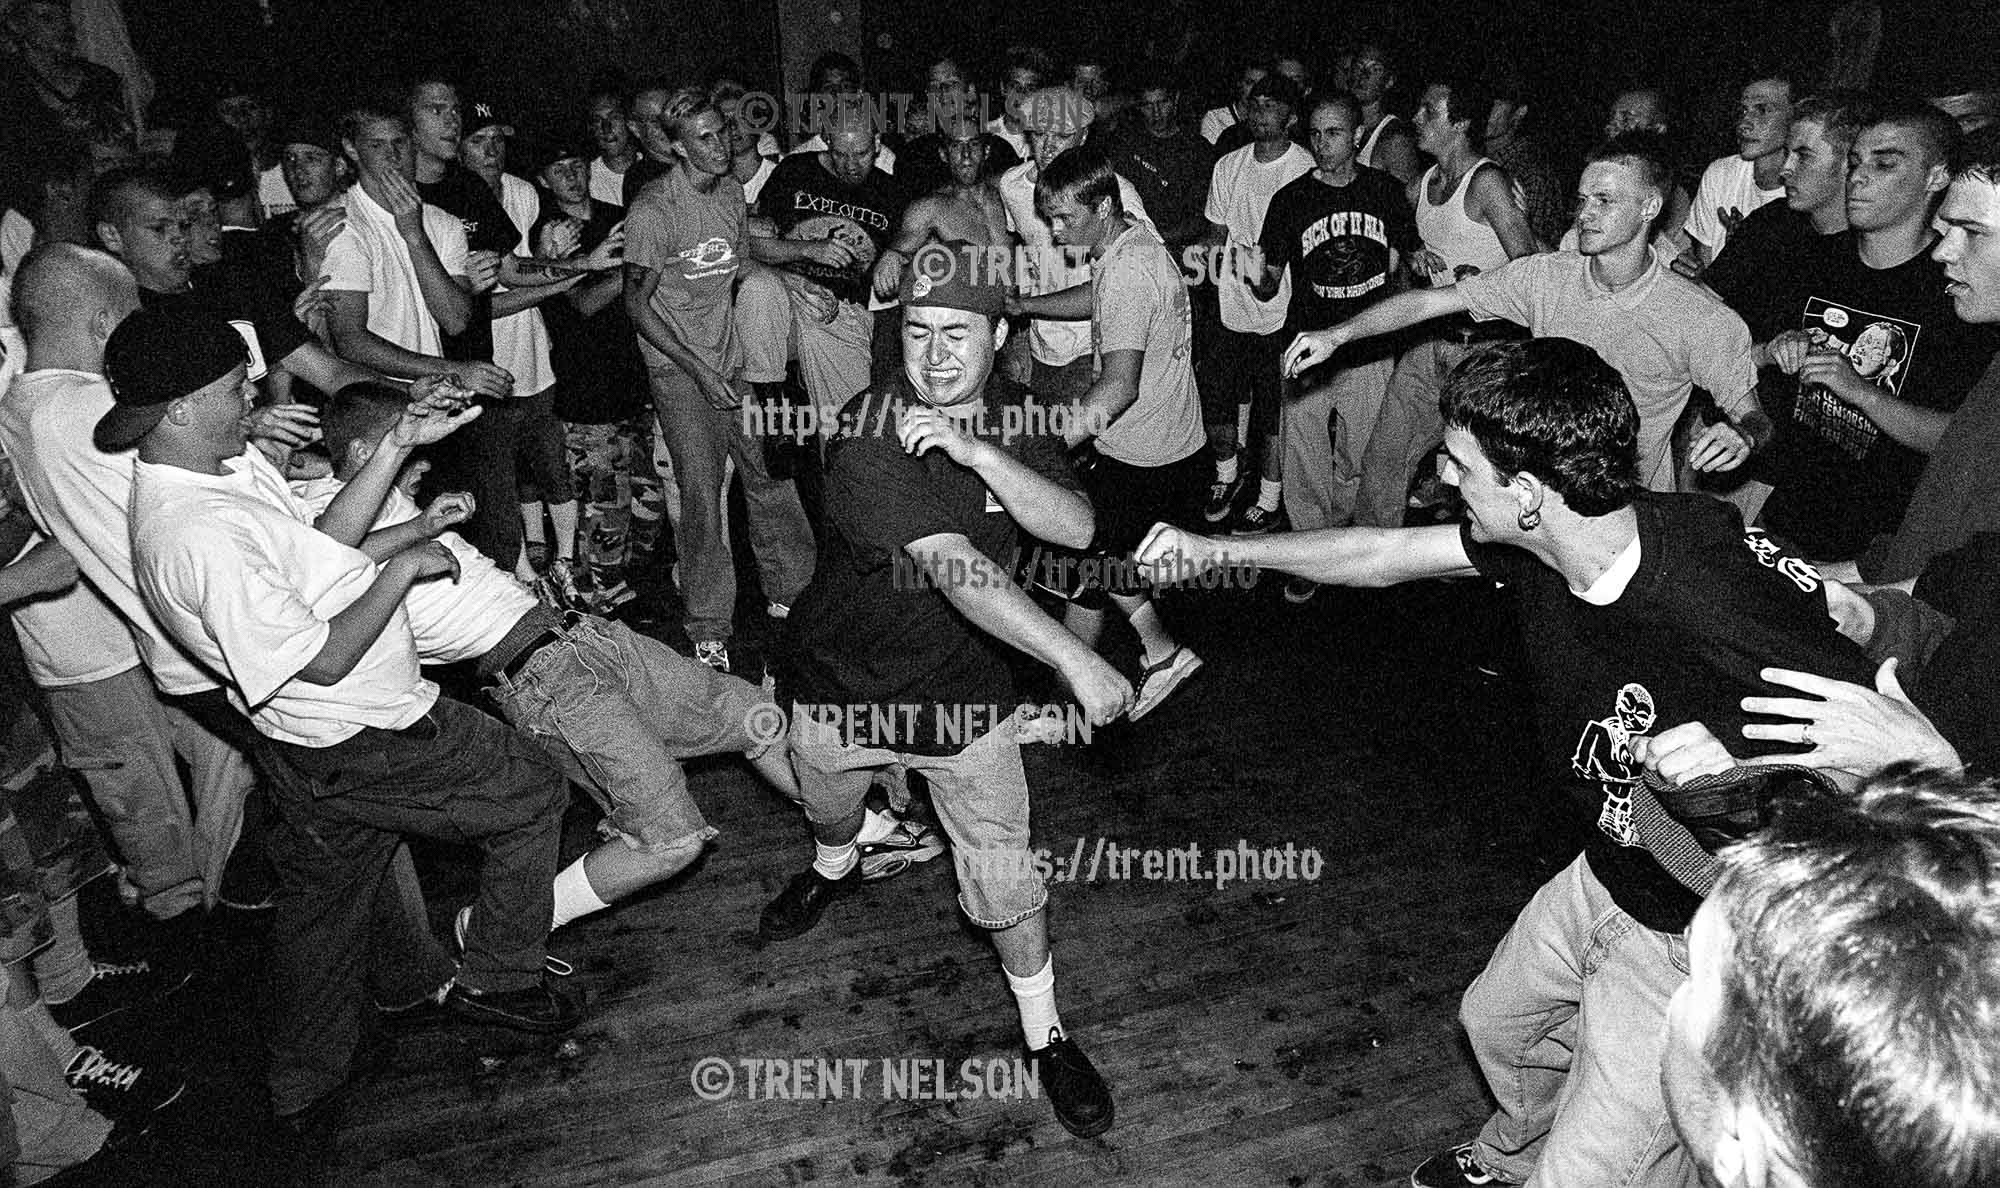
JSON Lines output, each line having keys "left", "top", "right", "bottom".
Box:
{"left": 1356, "top": 113, "right": 1404, "bottom": 170}
{"left": 1414, "top": 158, "right": 1520, "bottom": 284}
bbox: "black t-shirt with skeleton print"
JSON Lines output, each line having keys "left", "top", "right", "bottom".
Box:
{"left": 1463, "top": 492, "right": 1874, "bottom": 932}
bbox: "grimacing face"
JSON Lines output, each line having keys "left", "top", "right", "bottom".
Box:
{"left": 903, "top": 304, "right": 1000, "bottom": 408}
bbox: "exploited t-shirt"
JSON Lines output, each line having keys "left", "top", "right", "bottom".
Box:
{"left": 1463, "top": 493, "right": 1875, "bottom": 933}
{"left": 418, "top": 163, "right": 516, "bottom": 362}
{"left": 1757, "top": 235, "right": 2000, "bottom": 560}
{"left": 760, "top": 154, "right": 907, "bottom": 305}
{"left": 530, "top": 196, "right": 646, "bottom": 424}
{"left": 1258, "top": 165, "right": 1413, "bottom": 345}
{"left": 782, "top": 376, "right": 1082, "bottom": 755}
{"left": 142, "top": 263, "right": 310, "bottom": 382}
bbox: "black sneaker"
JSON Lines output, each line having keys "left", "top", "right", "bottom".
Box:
{"left": 48, "top": 959, "right": 193, "bottom": 1035}
{"left": 218, "top": 844, "right": 277, "bottom": 911}
{"left": 758, "top": 866, "right": 861, "bottom": 940}
{"left": 1282, "top": 576, "right": 1318, "bottom": 604}
{"left": 1229, "top": 501, "right": 1282, "bottom": 536}
{"left": 62, "top": 1046, "right": 187, "bottom": 1120}
{"left": 1409, "top": 1142, "right": 1510, "bottom": 1187}
{"left": 442, "top": 976, "right": 582, "bottom": 1033}
{"left": 1025, "top": 1028, "right": 1113, "bottom": 1138}
{"left": 1202, "top": 470, "right": 1244, "bottom": 524}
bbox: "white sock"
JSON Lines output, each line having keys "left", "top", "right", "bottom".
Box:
{"left": 1006, "top": 958, "right": 1063, "bottom": 1048}
{"left": 550, "top": 857, "right": 611, "bottom": 931}
{"left": 855, "top": 807, "right": 897, "bottom": 846}
{"left": 813, "top": 839, "right": 858, "bottom": 880}
{"left": 1257, "top": 478, "right": 1282, "bottom": 512}
{"left": 1214, "top": 454, "right": 1239, "bottom": 484}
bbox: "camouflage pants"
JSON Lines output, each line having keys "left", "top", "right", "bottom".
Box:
{"left": 564, "top": 417, "right": 668, "bottom": 595}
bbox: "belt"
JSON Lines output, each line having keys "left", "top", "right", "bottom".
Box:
{"left": 484, "top": 609, "right": 584, "bottom": 683}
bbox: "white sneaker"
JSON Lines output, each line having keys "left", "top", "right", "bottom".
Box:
{"left": 1130, "top": 647, "right": 1203, "bottom": 721}
{"left": 767, "top": 601, "right": 791, "bottom": 620}
{"left": 694, "top": 640, "right": 731, "bottom": 672}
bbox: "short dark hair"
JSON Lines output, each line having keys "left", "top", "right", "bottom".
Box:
{"left": 1438, "top": 338, "right": 1639, "bottom": 517}
{"left": 1953, "top": 124, "right": 2000, "bottom": 183}
{"left": 1433, "top": 75, "right": 1497, "bottom": 152}
{"left": 1035, "top": 140, "right": 1121, "bottom": 211}
{"left": 807, "top": 51, "right": 861, "bottom": 93}
{"left": 1004, "top": 44, "right": 1055, "bottom": 83}
{"left": 1790, "top": 90, "right": 1879, "bottom": 155}
{"left": 1308, "top": 90, "right": 1362, "bottom": 128}
{"left": 322, "top": 381, "right": 410, "bottom": 468}
{"left": 1586, "top": 130, "right": 1676, "bottom": 203}
{"left": 1706, "top": 765, "right": 2000, "bottom": 1188}
{"left": 1129, "top": 60, "right": 1180, "bottom": 98}
{"left": 1862, "top": 95, "right": 1961, "bottom": 170}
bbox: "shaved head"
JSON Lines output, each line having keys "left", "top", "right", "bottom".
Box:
{"left": 10, "top": 242, "right": 137, "bottom": 347}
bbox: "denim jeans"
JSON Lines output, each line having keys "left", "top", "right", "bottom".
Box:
{"left": 1463, "top": 853, "right": 1696, "bottom": 1188}
{"left": 789, "top": 712, "right": 1046, "bottom": 928}
{"left": 1354, "top": 335, "right": 1473, "bottom": 529}
{"left": 486, "top": 615, "right": 767, "bottom": 851}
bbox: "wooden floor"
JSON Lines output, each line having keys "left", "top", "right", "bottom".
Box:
{"left": 75, "top": 575, "right": 1592, "bottom": 1188}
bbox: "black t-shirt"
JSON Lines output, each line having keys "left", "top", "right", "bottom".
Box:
{"left": 1114, "top": 127, "right": 1214, "bottom": 254}
{"left": 895, "top": 133, "right": 1021, "bottom": 204}
{"left": 529, "top": 195, "right": 646, "bottom": 424}
{"left": 1757, "top": 234, "right": 2000, "bottom": 559}
{"left": 1259, "top": 165, "right": 1413, "bottom": 344}
{"left": 1702, "top": 201, "right": 1842, "bottom": 344}
{"left": 417, "top": 163, "right": 515, "bottom": 363}
{"left": 761, "top": 154, "right": 908, "bottom": 305}
{"left": 1464, "top": 493, "right": 1876, "bottom": 932}
{"left": 1909, "top": 533, "right": 2000, "bottom": 778}
{"left": 782, "top": 376, "right": 1082, "bottom": 754}
{"left": 142, "top": 263, "right": 311, "bottom": 380}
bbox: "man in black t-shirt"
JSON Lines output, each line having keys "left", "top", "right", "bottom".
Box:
{"left": 1110, "top": 66, "right": 1212, "bottom": 259}
{"left": 1137, "top": 339, "right": 1873, "bottom": 1188}
{"left": 763, "top": 261, "right": 1130, "bottom": 1142}
{"left": 1753, "top": 102, "right": 2000, "bottom": 562}
{"left": 92, "top": 167, "right": 374, "bottom": 411}
{"left": 742, "top": 103, "right": 908, "bottom": 423}
{"left": 1251, "top": 94, "right": 1412, "bottom": 591}
{"left": 528, "top": 140, "right": 656, "bottom": 611}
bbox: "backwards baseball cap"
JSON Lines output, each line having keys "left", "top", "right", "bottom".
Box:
{"left": 463, "top": 98, "right": 515, "bottom": 137}
{"left": 96, "top": 310, "right": 249, "bottom": 451}
{"left": 518, "top": 133, "right": 595, "bottom": 177}
{"left": 276, "top": 112, "right": 342, "bottom": 156}
{"left": 899, "top": 240, "right": 1007, "bottom": 318}
{"left": 1018, "top": 85, "right": 1095, "bottom": 135}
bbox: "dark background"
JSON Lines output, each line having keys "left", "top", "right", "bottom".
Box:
{"left": 126, "top": 0, "right": 1999, "bottom": 186}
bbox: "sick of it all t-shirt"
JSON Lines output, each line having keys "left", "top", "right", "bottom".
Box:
{"left": 1462, "top": 493, "right": 1875, "bottom": 932}
{"left": 759, "top": 153, "right": 907, "bottom": 306}
{"left": 782, "top": 376, "right": 1081, "bottom": 755}
{"left": 1258, "top": 164, "right": 1414, "bottom": 350}
{"left": 1756, "top": 235, "right": 2000, "bottom": 560}
{"left": 622, "top": 165, "right": 749, "bottom": 379}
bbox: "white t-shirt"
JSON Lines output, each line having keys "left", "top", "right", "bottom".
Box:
{"left": 999, "top": 161, "right": 1155, "bottom": 366}
{"left": 6, "top": 530, "right": 138, "bottom": 687}
{"left": 258, "top": 164, "right": 296, "bottom": 220}
{"left": 0, "top": 207, "right": 32, "bottom": 388}
{"left": 320, "top": 182, "right": 471, "bottom": 357}
{"left": 491, "top": 174, "right": 555, "bottom": 398}
{"left": 589, "top": 156, "right": 629, "bottom": 206}
{"left": 132, "top": 450, "right": 436, "bottom": 747}
{"left": 1206, "top": 142, "right": 1315, "bottom": 334}
{"left": 0, "top": 369, "right": 215, "bottom": 692}
{"left": 293, "top": 479, "right": 531, "bottom": 663}
{"left": 1199, "top": 106, "right": 1236, "bottom": 145}
{"left": 1684, "top": 155, "right": 1784, "bottom": 256}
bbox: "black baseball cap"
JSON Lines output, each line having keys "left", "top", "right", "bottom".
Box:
{"left": 96, "top": 310, "right": 249, "bottom": 451}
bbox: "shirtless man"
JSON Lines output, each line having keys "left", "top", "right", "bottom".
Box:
{"left": 872, "top": 112, "right": 1011, "bottom": 300}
